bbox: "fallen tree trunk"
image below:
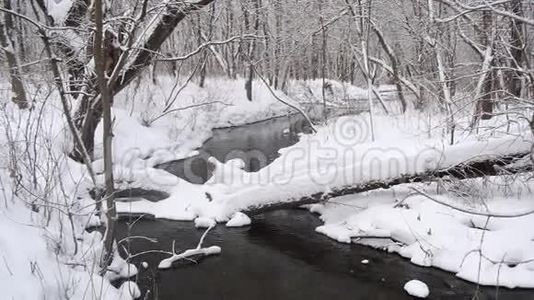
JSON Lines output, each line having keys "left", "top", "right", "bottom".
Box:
{"left": 243, "top": 152, "right": 531, "bottom": 215}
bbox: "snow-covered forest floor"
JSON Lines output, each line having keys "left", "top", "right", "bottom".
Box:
{"left": 1, "top": 77, "right": 533, "bottom": 298}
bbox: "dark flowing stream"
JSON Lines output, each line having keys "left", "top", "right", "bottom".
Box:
{"left": 156, "top": 114, "right": 313, "bottom": 183}
{"left": 116, "top": 114, "right": 534, "bottom": 299}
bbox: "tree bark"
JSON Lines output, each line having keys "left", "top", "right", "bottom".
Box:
{"left": 474, "top": 11, "right": 495, "bottom": 121}
{"left": 71, "top": 0, "right": 216, "bottom": 161}
{"left": 509, "top": 0, "right": 525, "bottom": 98}
{"left": 93, "top": 0, "right": 116, "bottom": 270}
{"left": 1, "top": 0, "right": 28, "bottom": 109}
{"left": 114, "top": 0, "right": 216, "bottom": 94}
{"left": 34, "top": 0, "right": 88, "bottom": 92}
{"left": 371, "top": 22, "right": 407, "bottom": 112}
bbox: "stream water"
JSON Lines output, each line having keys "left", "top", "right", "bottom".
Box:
{"left": 116, "top": 114, "right": 534, "bottom": 299}
{"left": 156, "top": 114, "right": 312, "bottom": 184}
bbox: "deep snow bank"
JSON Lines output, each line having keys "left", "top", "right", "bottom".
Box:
{"left": 97, "top": 77, "right": 298, "bottom": 161}
{"left": 117, "top": 109, "right": 532, "bottom": 221}
{"left": 0, "top": 98, "right": 137, "bottom": 299}
{"left": 312, "top": 174, "right": 534, "bottom": 288}
{"left": 115, "top": 105, "right": 533, "bottom": 288}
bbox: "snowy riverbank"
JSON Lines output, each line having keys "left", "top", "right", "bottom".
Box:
{"left": 0, "top": 77, "right": 373, "bottom": 299}
{"left": 1, "top": 76, "right": 532, "bottom": 299}
{"left": 115, "top": 101, "right": 534, "bottom": 288}
{"left": 311, "top": 174, "right": 534, "bottom": 288}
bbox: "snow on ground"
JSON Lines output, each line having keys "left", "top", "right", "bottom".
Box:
{"left": 2, "top": 75, "right": 531, "bottom": 297}
{"left": 119, "top": 281, "right": 141, "bottom": 300}
{"left": 103, "top": 76, "right": 396, "bottom": 173}
{"left": 206, "top": 113, "right": 531, "bottom": 219}
{"left": 94, "top": 77, "right": 301, "bottom": 180}
{"left": 117, "top": 107, "right": 532, "bottom": 221}
{"left": 106, "top": 251, "right": 139, "bottom": 282}
{"left": 194, "top": 216, "right": 217, "bottom": 228}
{"left": 114, "top": 98, "right": 533, "bottom": 288}
{"left": 404, "top": 279, "right": 430, "bottom": 298}
{"left": 287, "top": 79, "right": 401, "bottom": 119}
{"left": 107, "top": 77, "right": 296, "bottom": 151}
{"left": 313, "top": 174, "right": 534, "bottom": 288}
{"left": 288, "top": 79, "right": 368, "bottom": 108}
{"left": 226, "top": 212, "right": 252, "bottom": 227}
{"left": 0, "top": 96, "right": 138, "bottom": 299}
{"left": 0, "top": 168, "right": 135, "bottom": 299}
{"left": 288, "top": 79, "right": 396, "bottom": 106}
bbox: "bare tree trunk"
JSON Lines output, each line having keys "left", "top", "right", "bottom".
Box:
{"left": 273, "top": 0, "right": 282, "bottom": 88}
{"left": 509, "top": 0, "right": 525, "bottom": 98}
{"left": 93, "top": 0, "right": 115, "bottom": 270}
{"left": 475, "top": 11, "right": 495, "bottom": 121}
{"left": 1, "top": 0, "right": 28, "bottom": 109}
{"left": 70, "top": 0, "right": 216, "bottom": 161}
{"left": 14, "top": 0, "right": 25, "bottom": 61}
{"left": 197, "top": 3, "right": 215, "bottom": 89}
{"left": 531, "top": 113, "right": 534, "bottom": 166}
{"left": 241, "top": 0, "right": 252, "bottom": 100}
{"left": 320, "top": 3, "right": 328, "bottom": 121}
{"left": 34, "top": 0, "right": 88, "bottom": 93}
{"left": 197, "top": 14, "right": 206, "bottom": 88}
{"left": 225, "top": 0, "right": 236, "bottom": 79}
{"left": 371, "top": 22, "right": 407, "bottom": 112}
{"left": 428, "top": 0, "right": 455, "bottom": 144}
{"left": 470, "top": 46, "right": 494, "bottom": 129}
{"left": 361, "top": 0, "right": 375, "bottom": 141}
{"left": 242, "top": 0, "right": 259, "bottom": 101}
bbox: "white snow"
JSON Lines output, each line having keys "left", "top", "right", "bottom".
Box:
{"left": 0, "top": 95, "right": 132, "bottom": 299}
{"left": 313, "top": 174, "right": 534, "bottom": 288}
{"left": 226, "top": 212, "right": 252, "bottom": 227}
{"left": 45, "top": 0, "right": 73, "bottom": 24}
{"left": 117, "top": 107, "right": 532, "bottom": 221}
{"left": 112, "top": 99, "right": 533, "bottom": 288}
{"left": 158, "top": 246, "right": 222, "bottom": 269}
{"left": 119, "top": 281, "right": 141, "bottom": 300}
{"left": 158, "top": 224, "right": 221, "bottom": 269}
{"left": 1, "top": 74, "right": 531, "bottom": 299}
{"left": 404, "top": 280, "right": 430, "bottom": 298}
{"left": 194, "top": 217, "right": 217, "bottom": 228}
{"left": 105, "top": 251, "right": 139, "bottom": 281}
{"left": 361, "top": 259, "right": 369, "bottom": 264}
{"left": 102, "top": 77, "right": 299, "bottom": 165}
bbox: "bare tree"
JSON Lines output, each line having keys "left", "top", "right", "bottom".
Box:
{"left": 0, "top": 0, "right": 28, "bottom": 109}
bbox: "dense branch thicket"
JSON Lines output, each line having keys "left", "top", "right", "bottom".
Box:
{"left": 0, "top": 0, "right": 532, "bottom": 187}
{"left": 2, "top": 1, "right": 533, "bottom": 157}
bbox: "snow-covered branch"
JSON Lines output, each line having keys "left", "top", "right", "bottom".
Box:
{"left": 158, "top": 225, "right": 221, "bottom": 269}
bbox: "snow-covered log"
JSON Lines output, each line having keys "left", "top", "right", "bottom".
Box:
{"left": 243, "top": 152, "right": 531, "bottom": 215}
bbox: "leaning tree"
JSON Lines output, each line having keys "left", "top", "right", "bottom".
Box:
{"left": 5, "top": 0, "right": 217, "bottom": 162}
{"left": 1, "top": 0, "right": 216, "bottom": 268}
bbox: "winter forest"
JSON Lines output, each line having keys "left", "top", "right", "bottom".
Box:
{"left": 1, "top": 0, "right": 534, "bottom": 299}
